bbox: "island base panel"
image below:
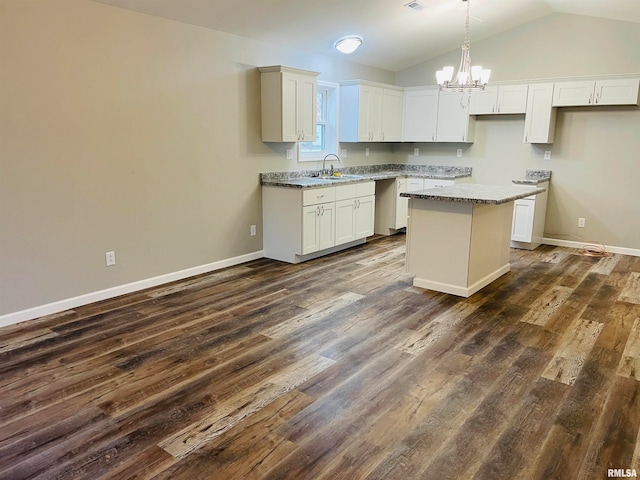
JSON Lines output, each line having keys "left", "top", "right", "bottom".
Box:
{"left": 406, "top": 199, "right": 514, "bottom": 297}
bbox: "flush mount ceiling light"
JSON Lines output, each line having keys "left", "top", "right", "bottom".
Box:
{"left": 436, "top": 0, "right": 491, "bottom": 91}
{"left": 335, "top": 36, "right": 362, "bottom": 54}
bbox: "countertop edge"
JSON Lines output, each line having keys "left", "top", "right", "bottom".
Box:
{"left": 401, "top": 185, "right": 546, "bottom": 205}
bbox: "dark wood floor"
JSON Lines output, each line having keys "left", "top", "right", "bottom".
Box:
{"left": 1, "top": 234, "right": 639, "bottom": 480}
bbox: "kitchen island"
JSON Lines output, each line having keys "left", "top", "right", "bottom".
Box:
{"left": 401, "top": 184, "right": 546, "bottom": 297}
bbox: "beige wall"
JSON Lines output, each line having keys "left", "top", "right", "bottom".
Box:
{"left": 2, "top": 3, "right": 639, "bottom": 319}
{"left": 0, "top": 0, "right": 394, "bottom": 316}
{"left": 394, "top": 13, "right": 640, "bottom": 253}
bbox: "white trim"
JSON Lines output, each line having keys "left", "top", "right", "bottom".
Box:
{"left": 0, "top": 250, "right": 264, "bottom": 328}
{"left": 299, "top": 80, "right": 340, "bottom": 163}
{"left": 413, "top": 264, "right": 511, "bottom": 298}
{"left": 542, "top": 238, "right": 640, "bottom": 257}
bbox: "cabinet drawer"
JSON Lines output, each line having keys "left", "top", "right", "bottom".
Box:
{"left": 303, "top": 187, "right": 335, "bottom": 206}
{"left": 356, "top": 181, "right": 376, "bottom": 197}
{"left": 335, "top": 184, "right": 358, "bottom": 201}
{"left": 423, "top": 179, "right": 454, "bottom": 189}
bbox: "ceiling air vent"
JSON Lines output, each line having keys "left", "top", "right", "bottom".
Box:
{"left": 405, "top": 0, "right": 426, "bottom": 11}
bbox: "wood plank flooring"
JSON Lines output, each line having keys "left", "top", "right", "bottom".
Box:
{"left": 1, "top": 234, "right": 640, "bottom": 479}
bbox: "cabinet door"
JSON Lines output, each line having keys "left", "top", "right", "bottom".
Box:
{"left": 298, "top": 74, "right": 317, "bottom": 141}
{"left": 498, "top": 84, "right": 528, "bottom": 114}
{"left": 359, "top": 85, "right": 383, "bottom": 141}
{"left": 335, "top": 199, "right": 356, "bottom": 245}
{"left": 381, "top": 89, "right": 404, "bottom": 142}
{"left": 403, "top": 89, "right": 439, "bottom": 142}
{"left": 281, "top": 74, "right": 301, "bottom": 142}
{"left": 552, "top": 80, "right": 594, "bottom": 106}
{"left": 302, "top": 205, "right": 320, "bottom": 254}
{"left": 469, "top": 86, "right": 498, "bottom": 115}
{"left": 275, "top": 71, "right": 317, "bottom": 142}
{"left": 318, "top": 202, "right": 335, "bottom": 250}
{"left": 355, "top": 195, "right": 376, "bottom": 238}
{"left": 511, "top": 199, "right": 535, "bottom": 242}
{"left": 436, "top": 91, "right": 474, "bottom": 142}
{"left": 595, "top": 78, "right": 640, "bottom": 105}
{"left": 524, "top": 83, "right": 556, "bottom": 144}
{"left": 395, "top": 178, "right": 408, "bottom": 229}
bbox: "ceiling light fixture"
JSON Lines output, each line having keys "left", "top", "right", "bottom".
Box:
{"left": 436, "top": 0, "right": 490, "bottom": 91}
{"left": 335, "top": 36, "right": 362, "bottom": 54}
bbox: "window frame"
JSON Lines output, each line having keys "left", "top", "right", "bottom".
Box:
{"left": 299, "top": 81, "right": 339, "bottom": 162}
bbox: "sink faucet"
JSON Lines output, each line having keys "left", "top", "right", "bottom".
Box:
{"left": 322, "top": 153, "right": 340, "bottom": 175}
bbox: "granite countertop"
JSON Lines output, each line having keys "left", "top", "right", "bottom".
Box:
{"left": 260, "top": 165, "right": 473, "bottom": 189}
{"left": 512, "top": 169, "right": 552, "bottom": 185}
{"left": 401, "top": 184, "right": 546, "bottom": 205}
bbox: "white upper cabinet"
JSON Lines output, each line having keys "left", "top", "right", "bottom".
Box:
{"left": 340, "top": 81, "right": 404, "bottom": 142}
{"left": 381, "top": 88, "right": 404, "bottom": 142}
{"left": 402, "top": 87, "right": 439, "bottom": 142}
{"left": 552, "top": 77, "right": 640, "bottom": 106}
{"left": 259, "top": 65, "right": 319, "bottom": 142}
{"left": 436, "top": 91, "right": 475, "bottom": 143}
{"left": 524, "top": 83, "right": 557, "bottom": 144}
{"left": 470, "top": 84, "right": 528, "bottom": 115}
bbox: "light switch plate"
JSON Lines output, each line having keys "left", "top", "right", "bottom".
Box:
{"left": 544, "top": 151, "right": 551, "bottom": 160}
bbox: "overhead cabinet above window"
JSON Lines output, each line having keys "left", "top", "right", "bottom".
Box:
{"left": 339, "top": 81, "right": 404, "bottom": 142}
{"left": 259, "top": 66, "right": 319, "bottom": 142}
{"left": 552, "top": 77, "right": 640, "bottom": 107}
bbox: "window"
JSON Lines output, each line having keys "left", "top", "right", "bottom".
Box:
{"left": 299, "top": 81, "right": 338, "bottom": 162}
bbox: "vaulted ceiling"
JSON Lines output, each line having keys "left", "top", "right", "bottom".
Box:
{"left": 92, "top": 0, "right": 640, "bottom": 72}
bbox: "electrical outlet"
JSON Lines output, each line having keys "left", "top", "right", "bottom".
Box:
{"left": 105, "top": 251, "right": 116, "bottom": 266}
{"left": 414, "top": 148, "right": 420, "bottom": 156}
{"left": 285, "top": 149, "right": 293, "bottom": 160}
{"left": 457, "top": 148, "right": 462, "bottom": 157}
{"left": 544, "top": 151, "right": 552, "bottom": 160}
{"left": 578, "top": 217, "right": 586, "bottom": 228}
{"left": 365, "top": 148, "right": 369, "bottom": 157}
{"left": 341, "top": 149, "right": 347, "bottom": 158}
{"left": 250, "top": 225, "right": 257, "bottom": 236}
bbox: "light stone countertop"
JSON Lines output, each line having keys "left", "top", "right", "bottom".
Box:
{"left": 512, "top": 169, "right": 552, "bottom": 185}
{"left": 260, "top": 165, "right": 472, "bottom": 189}
{"left": 401, "top": 184, "right": 546, "bottom": 205}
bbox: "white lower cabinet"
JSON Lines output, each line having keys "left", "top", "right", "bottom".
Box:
{"left": 302, "top": 202, "right": 335, "bottom": 254}
{"left": 263, "top": 182, "right": 375, "bottom": 263}
{"left": 511, "top": 199, "right": 535, "bottom": 243}
{"left": 510, "top": 182, "right": 549, "bottom": 250}
{"left": 335, "top": 182, "right": 375, "bottom": 244}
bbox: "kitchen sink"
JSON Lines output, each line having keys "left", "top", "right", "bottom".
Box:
{"left": 318, "top": 174, "right": 364, "bottom": 180}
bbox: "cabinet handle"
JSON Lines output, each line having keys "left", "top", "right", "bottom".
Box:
{"left": 432, "top": 134, "right": 435, "bottom": 141}
{"left": 525, "top": 134, "right": 528, "bottom": 142}
{"left": 316, "top": 206, "right": 320, "bottom": 216}
{"left": 595, "top": 93, "right": 600, "bottom": 104}
{"left": 317, "top": 194, "right": 324, "bottom": 199}
{"left": 589, "top": 93, "right": 593, "bottom": 104}
{"left": 492, "top": 105, "right": 495, "bottom": 113}
{"left": 321, "top": 206, "right": 324, "bottom": 215}
{"left": 358, "top": 199, "right": 361, "bottom": 208}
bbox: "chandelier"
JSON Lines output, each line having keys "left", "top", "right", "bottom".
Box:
{"left": 436, "top": 0, "right": 491, "bottom": 91}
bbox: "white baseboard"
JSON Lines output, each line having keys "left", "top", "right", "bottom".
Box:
{"left": 413, "top": 264, "right": 511, "bottom": 298}
{"left": 0, "top": 250, "right": 264, "bottom": 329}
{"left": 542, "top": 238, "right": 640, "bottom": 257}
